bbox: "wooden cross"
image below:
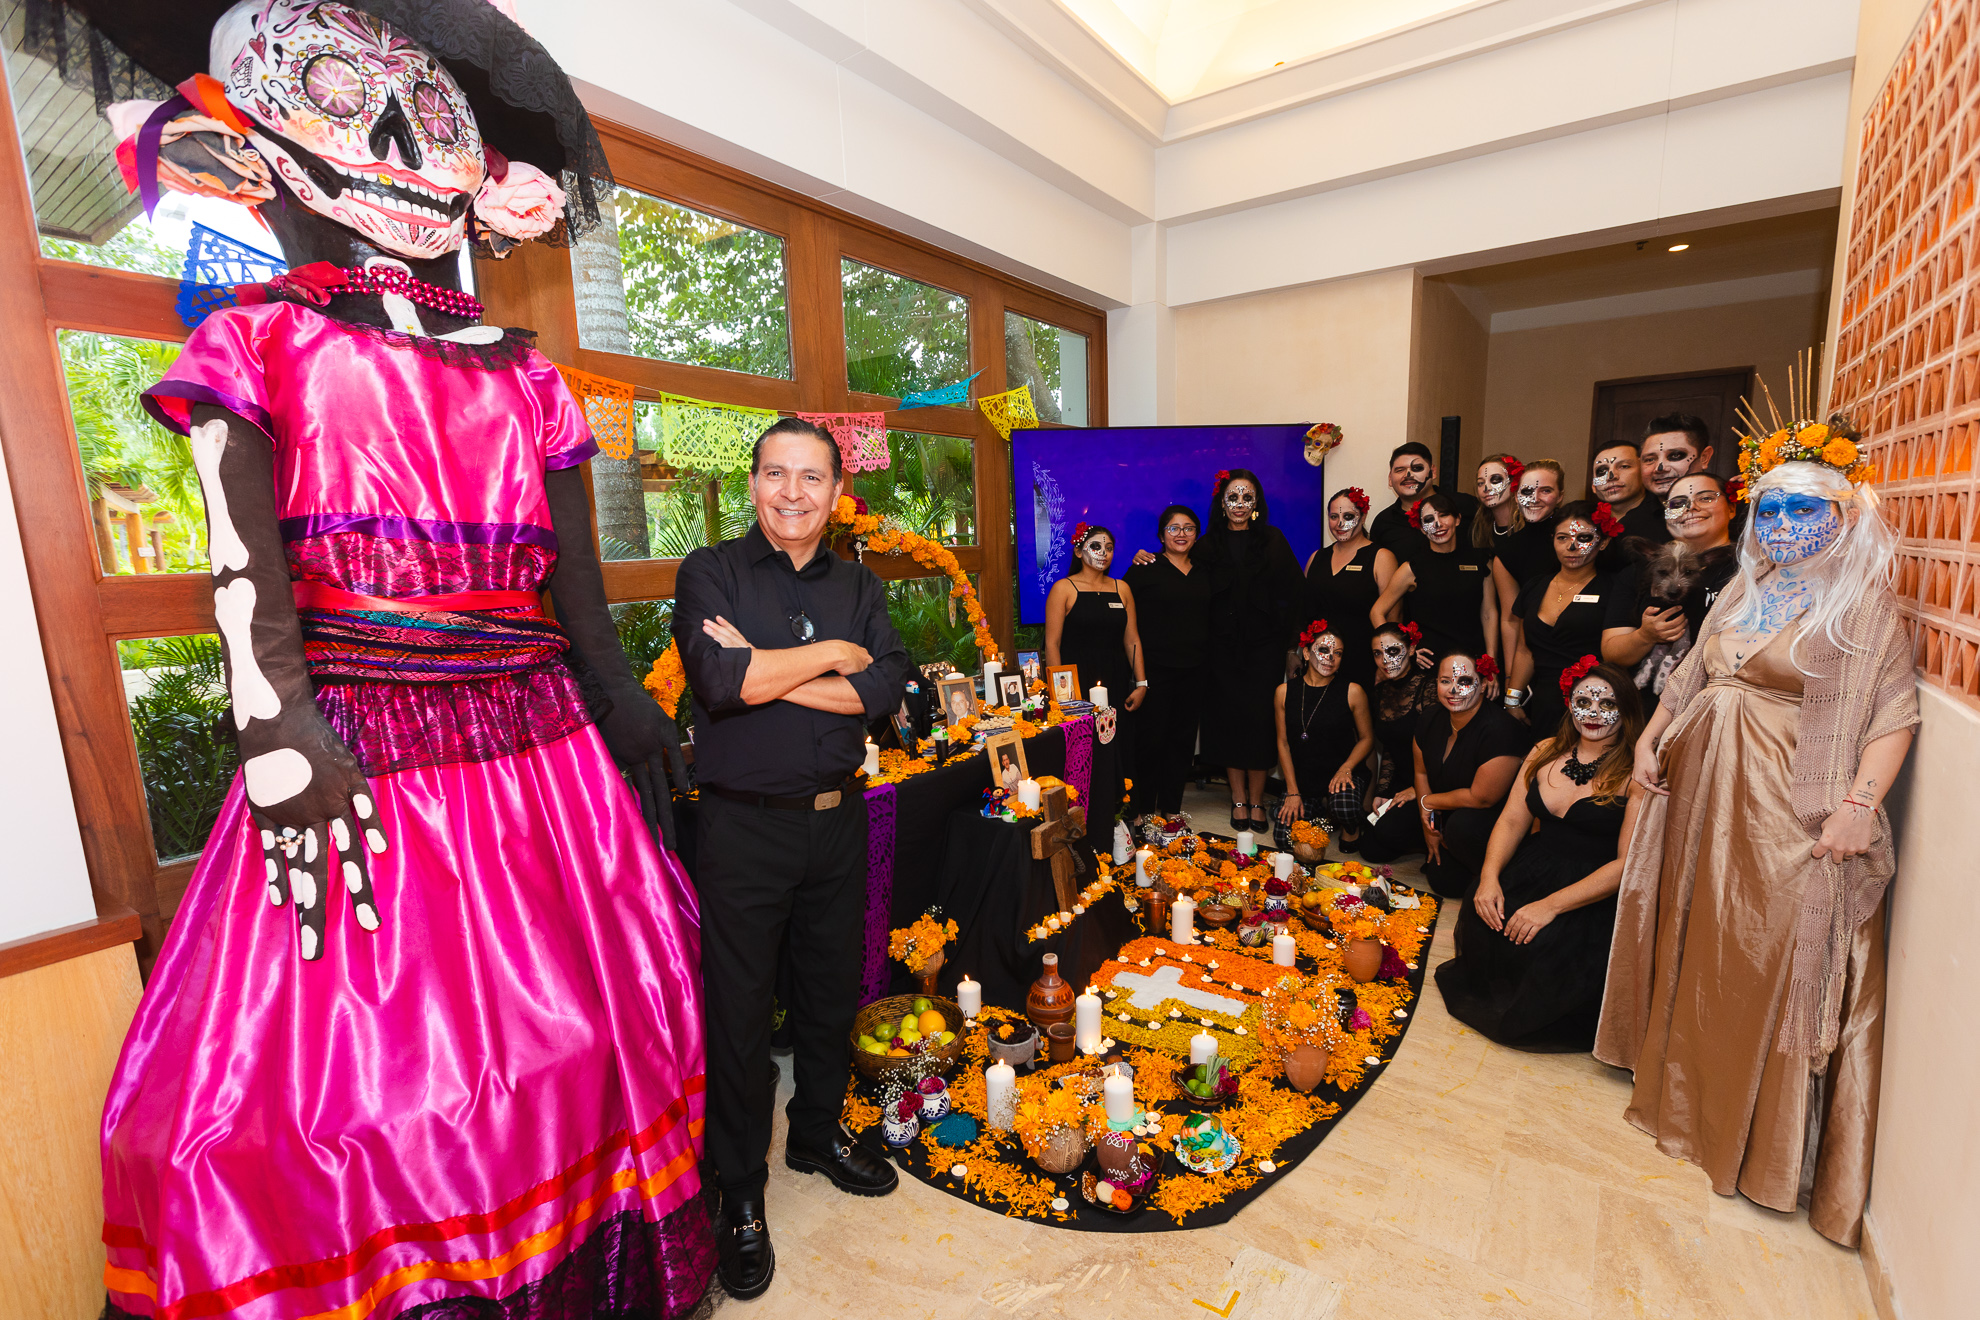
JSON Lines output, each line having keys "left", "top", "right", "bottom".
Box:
{"left": 1029, "top": 783, "right": 1088, "bottom": 913}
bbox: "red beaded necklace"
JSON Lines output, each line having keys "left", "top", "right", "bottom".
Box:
{"left": 241, "top": 260, "right": 483, "bottom": 320}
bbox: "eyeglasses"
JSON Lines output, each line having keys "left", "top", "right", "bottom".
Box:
{"left": 1163, "top": 523, "right": 1196, "bottom": 536}
{"left": 789, "top": 612, "right": 815, "bottom": 641}
{"left": 1664, "top": 492, "right": 1723, "bottom": 515}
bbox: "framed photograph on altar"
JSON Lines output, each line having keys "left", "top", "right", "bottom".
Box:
{"left": 935, "top": 673, "right": 978, "bottom": 727}
{"left": 996, "top": 672, "right": 1026, "bottom": 709}
{"left": 984, "top": 730, "right": 1028, "bottom": 793}
{"left": 891, "top": 698, "right": 917, "bottom": 751}
{"left": 1047, "top": 663, "right": 1081, "bottom": 704}
{"left": 1017, "top": 649, "right": 1042, "bottom": 682}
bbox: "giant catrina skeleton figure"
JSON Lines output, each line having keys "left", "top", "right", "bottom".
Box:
{"left": 48, "top": 0, "right": 718, "bottom": 1314}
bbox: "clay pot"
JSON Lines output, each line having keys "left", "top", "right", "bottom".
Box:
{"left": 1344, "top": 937, "right": 1384, "bottom": 983}
{"left": 914, "top": 949, "right": 945, "bottom": 999}
{"left": 1027, "top": 952, "right": 1075, "bottom": 1032}
{"left": 1197, "top": 902, "right": 1239, "bottom": 930}
{"left": 1023, "top": 1124, "right": 1090, "bottom": 1174}
{"left": 986, "top": 1023, "right": 1039, "bottom": 1069}
{"left": 1291, "top": 841, "right": 1326, "bottom": 865}
{"left": 1283, "top": 1044, "right": 1327, "bottom": 1094}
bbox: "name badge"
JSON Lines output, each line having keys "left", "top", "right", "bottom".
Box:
{"left": 1346, "top": 564, "right": 1363, "bottom": 571}
{"left": 1108, "top": 600, "right": 1125, "bottom": 609}
{"left": 1459, "top": 563, "right": 1478, "bottom": 572}
{"left": 1573, "top": 593, "right": 1601, "bottom": 603}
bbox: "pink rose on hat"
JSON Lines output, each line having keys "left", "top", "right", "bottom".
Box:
{"left": 473, "top": 153, "right": 566, "bottom": 241}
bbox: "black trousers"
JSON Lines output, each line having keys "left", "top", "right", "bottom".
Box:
{"left": 1137, "top": 662, "right": 1203, "bottom": 814}
{"left": 694, "top": 792, "right": 866, "bottom": 1196}
{"left": 1360, "top": 802, "right": 1497, "bottom": 899}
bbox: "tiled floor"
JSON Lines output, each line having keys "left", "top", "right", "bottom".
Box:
{"left": 698, "top": 784, "right": 1876, "bottom": 1318}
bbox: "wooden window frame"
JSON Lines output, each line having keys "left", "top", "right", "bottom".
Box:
{"left": 0, "top": 75, "right": 1105, "bottom": 964}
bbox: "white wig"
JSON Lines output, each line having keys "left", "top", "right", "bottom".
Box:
{"left": 1728, "top": 461, "right": 1900, "bottom": 673}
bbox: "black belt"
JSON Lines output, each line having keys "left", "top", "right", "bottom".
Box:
{"left": 707, "top": 778, "right": 860, "bottom": 811}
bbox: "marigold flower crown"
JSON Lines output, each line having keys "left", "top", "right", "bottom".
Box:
{"left": 1733, "top": 349, "right": 1875, "bottom": 493}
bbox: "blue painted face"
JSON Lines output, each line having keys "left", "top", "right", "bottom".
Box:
{"left": 1752, "top": 490, "right": 1842, "bottom": 564}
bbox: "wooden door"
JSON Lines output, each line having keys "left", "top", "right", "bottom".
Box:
{"left": 1588, "top": 368, "right": 1752, "bottom": 483}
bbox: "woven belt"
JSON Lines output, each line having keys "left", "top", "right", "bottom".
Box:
{"left": 293, "top": 580, "right": 544, "bottom": 615}
{"left": 708, "top": 780, "right": 859, "bottom": 811}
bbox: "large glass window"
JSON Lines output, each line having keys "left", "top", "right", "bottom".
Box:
{"left": 852, "top": 431, "right": 975, "bottom": 544}
{"left": 60, "top": 330, "right": 207, "bottom": 575}
{"left": 119, "top": 633, "right": 237, "bottom": 861}
{"left": 842, "top": 259, "right": 970, "bottom": 399}
{"left": 1005, "top": 312, "right": 1088, "bottom": 425}
{"left": 593, "top": 403, "right": 758, "bottom": 562}
{"left": 578, "top": 187, "right": 792, "bottom": 378}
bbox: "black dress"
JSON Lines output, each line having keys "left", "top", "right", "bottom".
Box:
{"left": 1301, "top": 541, "right": 1382, "bottom": 688}
{"left": 1361, "top": 703, "right": 1530, "bottom": 898}
{"left": 1436, "top": 774, "right": 1624, "bottom": 1051}
{"left": 1370, "top": 490, "right": 1480, "bottom": 560}
{"left": 1512, "top": 571, "right": 1617, "bottom": 737}
{"left": 1602, "top": 543, "right": 1738, "bottom": 707}
{"left": 1492, "top": 518, "right": 1558, "bottom": 598}
{"left": 1401, "top": 544, "right": 1496, "bottom": 660}
{"left": 1124, "top": 555, "right": 1217, "bottom": 815}
{"left": 1199, "top": 524, "right": 1303, "bottom": 769}
{"left": 1368, "top": 670, "right": 1435, "bottom": 798}
{"left": 1279, "top": 675, "right": 1369, "bottom": 839}
{"left": 1057, "top": 581, "right": 1132, "bottom": 703}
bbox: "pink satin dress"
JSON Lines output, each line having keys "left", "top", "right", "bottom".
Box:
{"left": 104, "top": 303, "right": 714, "bottom": 1320}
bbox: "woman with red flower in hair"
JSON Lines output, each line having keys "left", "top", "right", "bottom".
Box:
{"left": 1300, "top": 486, "right": 1395, "bottom": 690}
{"left": 1507, "top": 501, "right": 1623, "bottom": 737}
{"left": 1273, "top": 620, "right": 1374, "bottom": 853}
{"left": 1369, "top": 490, "right": 1502, "bottom": 677}
{"left": 1436, "top": 658, "right": 1646, "bottom": 1050}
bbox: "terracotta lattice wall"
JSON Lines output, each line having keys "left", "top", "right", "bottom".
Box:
{"left": 1832, "top": 0, "right": 1980, "bottom": 707}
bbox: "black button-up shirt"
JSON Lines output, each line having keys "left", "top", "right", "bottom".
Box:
{"left": 674, "top": 523, "right": 909, "bottom": 795}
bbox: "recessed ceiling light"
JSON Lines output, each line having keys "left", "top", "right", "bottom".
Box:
{"left": 1668, "top": 243, "right": 1690, "bottom": 252}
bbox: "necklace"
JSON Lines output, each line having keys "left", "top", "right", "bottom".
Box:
{"left": 1295, "top": 677, "right": 1335, "bottom": 742}
{"left": 260, "top": 261, "right": 483, "bottom": 319}
{"left": 1560, "top": 750, "right": 1599, "bottom": 785}
{"left": 1492, "top": 519, "right": 1513, "bottom": 537}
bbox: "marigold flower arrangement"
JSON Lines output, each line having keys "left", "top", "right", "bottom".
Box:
{"left": 888, "top": 909, "right": 959, "bottom": 975}
{"left": 1288, "top": 819, "right": 1329, "bottom": 850}
{"left": 832, "top": 495, "right": 1002, "bottom": 664}
{"left": 1259, "top": 974, "right": 1351, "bottom": 1056}
{"left": 643, "top": 641, "right": 688, "bottom": 718}
{"left": 1322, "top": 892, "right": 1381, "bottom": 943}
{"left": 1733, "top": 352, "right": 1876, "bottom": 486}
{"left": 1010, "top": 1078, "right": 1103, "bottom": 1144}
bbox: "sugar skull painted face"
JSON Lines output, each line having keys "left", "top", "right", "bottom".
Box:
{"left": 1223, "top": 479, "right": 1257, "bottom": 522}
{"left": 1437, "top": 656, "right": 1483, "bottom": 711}
{"left": 1591, "top": 449, "right": 1643, "bottom": 505}
{"left": 1643, "top": 432, "right": 1708, "bottom": 496}
{"left": 1326, "top": 495, "right": 1361, "bottom": 541}
{"left": 1663, "top": 475, "right": 1731, "bottom": 541}
{"left": 1373, "top": 636, "right": 1411, "bottom": 678}
{"left": 1752, "top": 489, "right": 1843, "bottom": 564}
{"left": 1553, "top": 518, "right": 1602, "bottom": 568}
{"left": 1419, "top": 504, "right": 1458, "bottom": 544}
{"left": 212, "top": 0, "right": 485, "bottom": 259}
{"left": 1078, "top": 530, "right": 1114, "bottom": 572}
{"left": 1517, "top": 470, "right": 1561, "bottom": 520}
{"left": 1569, "top": 676, "right": 1622, "bottom": 740}
{"left": 1475, "top": 463, "right": 1513, "bottom": 508}
{"left": 1389, "top": 453, "right": 1431, "bottom": 497}
{"left": 1306, "top": 634, "right": 1344, "bottom": 675}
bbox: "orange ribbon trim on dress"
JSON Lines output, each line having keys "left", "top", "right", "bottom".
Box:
{"left": 291, "top": 581, "right": 545, "bottom": 616}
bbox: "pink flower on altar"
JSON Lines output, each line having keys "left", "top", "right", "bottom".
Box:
{"left": 473, "top": 159, "right": 566, "bottom": 241}
{"left": 1349, "top": 1008, "right": 1372, "bottom": 1031}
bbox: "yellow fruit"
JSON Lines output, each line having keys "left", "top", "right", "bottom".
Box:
{"left": 900, "top": 1028, "right": 921, "bottom": 1044}
{"left": 938, "top": 1031, "right": 956, "bottom": 1045}
{"left": 863, "top": 1041, "right": 886, "bottom": 1055}
{"left": 917, "top": 1009, "right": 946, "bottom": 1036}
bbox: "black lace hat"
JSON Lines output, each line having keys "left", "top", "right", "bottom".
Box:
{"left": 22, "top": 0, "right": 612, "bottom": 240}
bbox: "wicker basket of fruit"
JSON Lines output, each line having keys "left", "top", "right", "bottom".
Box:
{"left": 851, "top": 994, "right": 967, "bottom": 1087}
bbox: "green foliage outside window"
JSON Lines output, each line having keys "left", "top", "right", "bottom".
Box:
{"left": 842, "top": 259, "right": 970, "bottom": 399}
{"left": 62, "top": 331, "right": 205, "bottom": 574}
{"left": 612, "top": 190, "right": 792, "bottom": 377}
{"left": 118, "top": 635, "right": 237, "bottom": 860}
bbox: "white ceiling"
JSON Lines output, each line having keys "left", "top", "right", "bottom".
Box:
{"left": 1053, "top": 0, "right": 1486, "bottom": 101}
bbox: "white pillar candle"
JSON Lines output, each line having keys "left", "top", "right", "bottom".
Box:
{"left": 1273, "top": 851, "right": 1295, "bottom": 881}
{"left": 982, "top": 660, "right": 1002, "bottom": 704}
{"left": 1075, "top": 988, "right": 1103, "bottom": 1053}
{"left": 956, "top": 975, "right": 981, "bottom": 1018}
{"left": 1273, "top": 931, "right": 1297, "bottom": 966}
{"left": 1090, "top": 683, "right": 1109, "bottom": 709}
{"left": 1102, "top": 1070, "right": 1134, "bottom": 1123}
{"left": 1170, "top": 894, "right": 1196, "bottom": 944}
{"left": 1017, "top": 778, "right": 1041, "bottom": 810}
{"left": 1113, "top": 821, "right": 1133, "bottom": 864}
{"left": 1236, "top": 829, "right": 1255, "bottom": 856}
{"left": 985, "top": 1062, "right": 1017, "bottom": 1131}
{"left": 1190, "top": 1029, "right": 1217, "bottom": 1066}
{"left": 862, "top": 739, "right": 879, "bottom": 776}
{"left": 1134, "top": 847, "right": 1154, "bottom": 887}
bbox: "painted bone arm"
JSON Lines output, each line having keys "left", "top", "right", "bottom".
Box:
{"left": 189, "top": 404, "right": 386, "bottom": 961}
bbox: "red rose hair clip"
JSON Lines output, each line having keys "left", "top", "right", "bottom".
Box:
{"left": 1214, "top": 469, "right": 1231, "bottom": 490}
{"left": 1405, "top": 500, "right": 1425, "bottom": 530}
{"left": 1559, "top": 654, "right": 1601, "bottom": 700}
{"left": 1475, "top": 654, "right": 1500, "bottom": 683}
{"left": 1298, "top": 619, "right": 1331, "bottom": 647}
{"left": 1070, "top": 521, "right": 1092, "bottom": 547}
{"left": 1337, "top": 487, "right": 1370, "bottom": 516}
{"left": 1726, "top": 474, "right": 1748, "bottom": 504}
{"left": 1592, "top": 502, "right": 1626, "bottom": 539}
{"left": 1400, "top": 622, "right": 1422, "bottom": 648}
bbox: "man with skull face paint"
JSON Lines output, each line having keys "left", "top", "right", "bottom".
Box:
{"left": 1368, "top": 441, "right": 1481, "bottom": 561}
{"left": 1591, "top": 440, "right": 1672, "bottom": 569}
{"left": 1596, "top": 432, "right": 1918, "bottom": 1248}
{"left": 74, "top": 1, "right": 718, "bottom": 1315}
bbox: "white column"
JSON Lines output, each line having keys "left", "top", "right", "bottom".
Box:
{"left": 1107, "top": 222, "right": 1175, "bottom": 426}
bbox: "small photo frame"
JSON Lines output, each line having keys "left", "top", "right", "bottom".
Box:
{"left": 984, "top": 730, "right": 1028, "bottom": 792}
{"left": 935, "top": 673, "right": 979, "bottom": 727}
{"left": 996, "top": 672, "right": 1026, "bottom": 708}
{"left": 1047, "top": 663, "right": 1081, "bottom": 704}
{"left": 1017, "top": 649, "right": 1042, "bottom": 682}
{"left": 891, "top": 698, "right": 916, "bottom": 751}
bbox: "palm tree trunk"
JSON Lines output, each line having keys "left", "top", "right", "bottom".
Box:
{"left": 572, "top": 203, "right": 649, "bottom": 558}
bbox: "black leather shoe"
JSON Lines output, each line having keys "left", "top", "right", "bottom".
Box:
{"left": 716, "top": 1193, "right": 774, "bottom": 1300}
{"left": 785, "top": 1128, "right": 899, "bottom": 1196}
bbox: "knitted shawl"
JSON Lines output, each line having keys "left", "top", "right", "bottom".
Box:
{"left": 1633, "top": 577, "right": 1917, "bottom": 1064}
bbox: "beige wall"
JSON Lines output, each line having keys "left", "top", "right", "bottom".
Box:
{"left": 1480, "top": 292, "right": 1828, "bottom": 499}
{"left": 1822, "top": 3, "right": 1976, "bottom": 1319}
{"left": 1409, "top": 277, "right": 1490, "bottom": 481}
{"left": 1173, "top": 268, "right": 1417, "bottom": 510}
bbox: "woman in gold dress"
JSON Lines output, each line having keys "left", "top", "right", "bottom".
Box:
{"left": 1594, "top": 426, "right": 1917, "bottom": 1248}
